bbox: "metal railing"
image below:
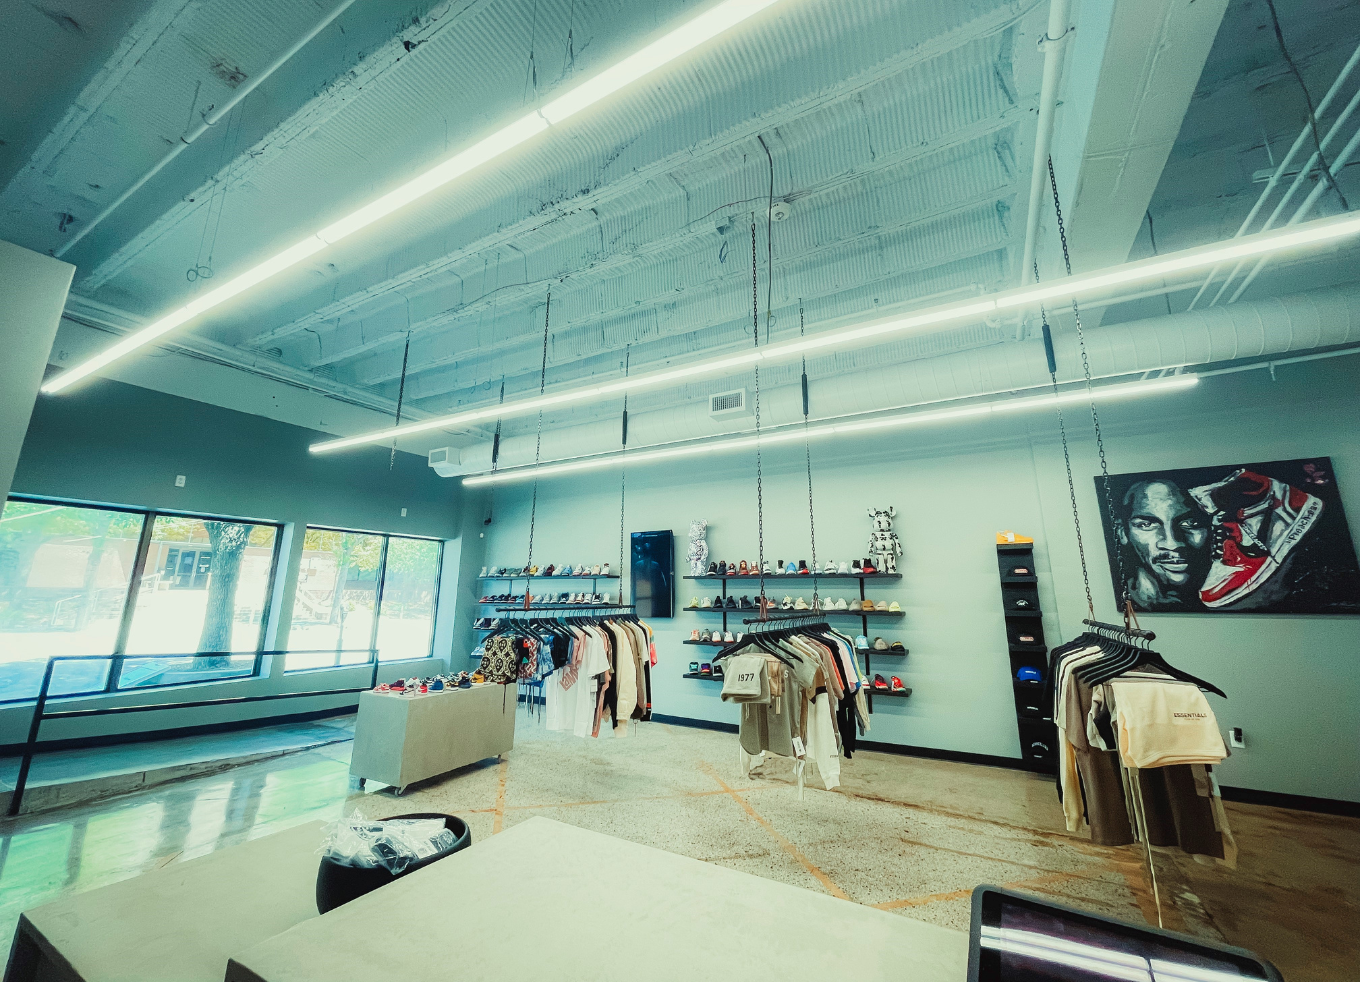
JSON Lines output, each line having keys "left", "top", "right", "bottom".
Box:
{"left": 4, "top": 649, "right": 381, "bottom": 817}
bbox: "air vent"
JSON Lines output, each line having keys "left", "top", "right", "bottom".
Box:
{"left": 709, "top": 388, "right": 752, "bottom": 419}
{"left": 312, "top": 365, "right": 336, "bottom": 380}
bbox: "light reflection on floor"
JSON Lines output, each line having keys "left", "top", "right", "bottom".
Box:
{"left": 0, "top": 745, "right": 354, "bottom": 962}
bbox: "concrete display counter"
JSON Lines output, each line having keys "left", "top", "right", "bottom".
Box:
{"left": 4, "top": 821, "right": 326, "bottom": 982}
{"left": 226, "top": 817, "right": 969, "bottom": 982}
{"left": 348, "top": 683, "right": 516, "bottom": 792}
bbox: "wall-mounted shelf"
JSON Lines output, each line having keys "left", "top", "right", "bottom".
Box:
{"left": 681, "top": 672, "right": 723, "bottom": 681}
{"left": 683, "top": 572, "right": 901, "bottom": 581}
{"left": 997, "top": 541, "right": 1054, "bottom": 772}
{"left": 683, "top": 639, "right": 729, "bottom": 647}
{"left": 481, "top": 574, "right": 618, "bottom": 580}
{"left": 867, "top": 686, "right": 912, "bottom": 698}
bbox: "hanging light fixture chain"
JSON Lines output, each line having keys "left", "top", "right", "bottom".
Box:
{"left": 524, "top": 292, "right": 551, "bottom": 600}
{"left": 751, "top": 220, "right": 766, "bottom": 611}
{"left": 1047, "top": 157, "right": 1128, "bottom": 609}
{"left": 388, "top": 331, "right": 411, "bottom": 472}
{"left": 799, "top": 301, "right": 818, "bottom": 608}
{"left": 619, "top": 346, "right": 629, "bottom": 604}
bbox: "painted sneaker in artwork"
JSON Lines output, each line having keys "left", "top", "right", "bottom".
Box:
{"left": 1190, "top": 468, "right": 1323, "bottom": 608}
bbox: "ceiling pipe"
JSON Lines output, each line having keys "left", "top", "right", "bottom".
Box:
{"left": 1187, "top": 40, "right": 1360, "bottom": 309}
{"left": 1017, "top": 0, "right": 1074, "bottom": 286}
{"left": 54, "top": 0, "right": 360, "bottom": 258}
{"left": 446, "top": 283, "right": 1360, "bottom": 474}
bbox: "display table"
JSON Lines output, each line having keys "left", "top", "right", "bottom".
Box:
{"left": 4, "top": 820, "right": 325, "bottom": 982}
{"left": 226, "top": 817, "right": 969, "bottom": 982}
{"left": 348, "top": 683, "right": 516, "bottom": 792}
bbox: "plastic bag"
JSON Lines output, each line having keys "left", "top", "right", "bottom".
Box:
{"left": 319, "top": 810, "right": 457, "bottom": 874}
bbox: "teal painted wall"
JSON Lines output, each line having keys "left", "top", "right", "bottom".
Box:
{"left": 1, "top": 379, "right": 465, "bottom": 742}
{"left": 474, "top": 358, "right": 1360, "bottom": 803}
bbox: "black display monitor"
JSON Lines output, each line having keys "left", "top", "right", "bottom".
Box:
{"left": 630, "top": 531, "right": 674, "bottom": 618}
{"left": 969, "top": 886, "right": 1281, "bottom": 982}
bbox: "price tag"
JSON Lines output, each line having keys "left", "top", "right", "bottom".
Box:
{"left": 791, "top": 736, "right": 806, "bottom": 758}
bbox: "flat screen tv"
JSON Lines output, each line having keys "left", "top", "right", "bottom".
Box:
{"left": 630, "top": 531, "right": 674, "bottom": 618}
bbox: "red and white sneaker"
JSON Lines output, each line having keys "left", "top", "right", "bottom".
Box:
{"left": 1190, "top": 469, "right": 1323, "bottom": 607}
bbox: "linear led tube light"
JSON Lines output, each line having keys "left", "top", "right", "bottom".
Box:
{"left": 310, "top": 210, "right": 1359, "bottom": 454}
{"left": 41, "top": 0, "right": 788, "bottom": 396}
{"left": 459, "top": 374, "right": 1198, "bottom": 487}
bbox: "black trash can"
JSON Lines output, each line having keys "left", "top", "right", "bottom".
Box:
{"left": 315, "top": 812, "right": 471, "bottom": 914}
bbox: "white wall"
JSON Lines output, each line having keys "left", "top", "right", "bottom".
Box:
{"left": 472, "top": 356, "right": 1360, "bottom": 803}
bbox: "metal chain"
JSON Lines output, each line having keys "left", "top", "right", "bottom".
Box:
{"left": 751, "top": 220, "right": 767, "bottom": 614}
{"left": 618, "top": 347, "right": 629, "bottom": 604}
{"left": 1047, "top": 158, "right": 1128, "bottom": 609}
{"left": 1034, "top": 261, "right": 1093, "bottom": 618}
{"left": 490, "top": 376, "right": 506, "bottom": 473}
{"left": 524, "top": 292, "right": 551, "bottom": 605}
{"left": 799, "top": 301, "right": 818, "bottom": 609}
{"left": 388, "top": 331, "right": 411, "bottom": 472}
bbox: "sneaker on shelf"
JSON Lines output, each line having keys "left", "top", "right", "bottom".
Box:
{"left": 1189, "top": 468, "right": 1323, "bottom": 608}
{"left": 838, "top": 561, "right": 850, "bottom": 574}
{"left": 871, "top": 674, "right": 888, "bottom": 691}
{"left": 430, "top": 678, "right": 445, "bottom": 691}
{"left": 737, "top": 560, "right": 749, "bottom": 575}
{"left": 471, "top": 671, "right": 485, "bottom": 684}
{"left": 875, "top": 600, "right": 888, "bottom": 611}
{"left": 713, "top": 663, "right": 725, "bottom": 678}
{"left": 707, "top": 562, "right": 718, "bottom": 575}
{"left": 888, "top": 601, "right": 902, "bottom": 612}
{"left": 714, "top": 561, "right": 725, "bottom": 576}
{"left": 889, "top": 642, "right": 908, "bottom": 654}
{"left": 780, "top": 595, "right": 794, "bottom": 610}
{"left": 700, "top": 663, "right": 713, "bottom": 677}
{"left": 725, "top": 595, "right": 738, "bottom": 609}
{"left": 852, "top": 559, "right": 863, "bottom": 573}
{"left": 479, "top": 567, "right": 488, "bottom": 577}
{"left": 775, "top": 560, "right": 786, "bottom": 574}
{"left": 793, "top": 597, "right": 808, "bottom": 610}
{"left": 734, "top": 632, "right": 744, "bottom": 642}
{"left": 860, "top": 599, "right": 875, "bottom": 612}
{"left": 723, "top": 630, "right": 735, "bottom": 642}
{"left": 863, "top": 558, "right": 878, "bottom": 574}
{"left": 700, "top": 630, "right": 712, "bottom": 642}
{"left": 689, "top": 661, "right": 700, "bottom": 674}
{"left": 601, "top": 592, "right": 612, "bottom": 604}
{"left": 890, "top": 676, "right": 908, "bottom": 693}
{"left": 602, "top": 563, "right": 611, "bottom": 575}
{"left": 739, "top": 595, "right": 754, "bottom": 610}
{"left": 855, "top": 635, "right": 869, "bottom": 649}
{"left": 785, "top": 562, "right": 800, "bottom": 575}
{"left": 700, "top": 596, "right": 713, "bottom": 608}
{"left": 797, "top": 560, "right": 809, "bottom": 575}
{"left": 823, "top": 559, "right": 837, "bottom": 573}
{"left": 690, "top": 629, "right": 701, "bottom": 641}
{"left": 689, "top": 596, "right": 700, "bottom": 608}
{"left": 872, "top": 637, "right": 888, "bottom": 651}
{"left": 375, "top": 683, "right": 391, "bottom": 692}
{"left": 834, "top": 597, "right": 849, "bottom": 611}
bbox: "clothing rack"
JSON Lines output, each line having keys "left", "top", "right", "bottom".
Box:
{"left": 494, "top": 604, "right": 636, "bottom": 613}
{"left": 1081, "top": 618, "right": 1156, "bottom": 642}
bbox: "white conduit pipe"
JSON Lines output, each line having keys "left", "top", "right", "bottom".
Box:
{"left": 54, "top": 0, "right": 360, "bottom": 258}
{"left": 1188, "top": 41, "right": 1360, "bottom": 310}
{"left": 455, "top": 284, "right": 1360, "bottom": 473}
{"left": 1207, "top": 84, "right": 1360, "bottom": 306}
{"left": 1017, "top": 0, "right": 1074, "bottom": 286}
{"left": 1226, "top": 119, "right": 1360, "bottom": 303}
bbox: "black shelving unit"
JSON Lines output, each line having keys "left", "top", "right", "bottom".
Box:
{"left": 997, "top": 542, "right": 1055, "bottom": 771}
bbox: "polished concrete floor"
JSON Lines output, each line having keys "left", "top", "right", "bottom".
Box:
{"left": 0, "top": 716, "right": 1354, "bottom": 980}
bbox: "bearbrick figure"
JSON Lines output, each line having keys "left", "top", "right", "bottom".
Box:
{"left": 868, "top": 507, "right": 903, "bottom": 574}
{"left": 688, "top": 519, "right": 710, "bottom": 576}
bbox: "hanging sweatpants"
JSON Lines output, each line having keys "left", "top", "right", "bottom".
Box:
{"left": 806, "top": 694, "right": 842, "bottom": 791}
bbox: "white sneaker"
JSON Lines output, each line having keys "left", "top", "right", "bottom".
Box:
{"left": 838, "top": 561, "right": 850, "bottom": 574}
{"left": 479, "top": 566, "right": 488, "bottom": 577}
{"left": 835, "top": 597, "right": 849, "bottom": 610}
{"left": 723, "top": 631, "right": 735, "bottom": 642}
{"left": 602, "top": 563, "right": 610, "bottom": 575}
{"left": 823, "top": 559, "right": 837, "bottom": 573}
{"left": 781, "top": 595, "right": 794, "bottom": 610}
{"left": 700, "top": 596, "right": 713, "bottom": 608}
{"left": 793, "top": 597, "right": 808, "bottom": 610}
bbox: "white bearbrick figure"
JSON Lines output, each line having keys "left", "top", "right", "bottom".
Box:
{"left": 868, "top": 507, "right": 903, "bottom": 574}
{"left": 688, "top": 519, "right": 710, "bottom": 576}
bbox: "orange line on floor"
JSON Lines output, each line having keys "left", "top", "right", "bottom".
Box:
{"left": 491, "top": 758, "right": 509, "bottom": 834}
{"left": 699, "top": 762, "right": 850, "bottom": 902}
{"left": 466, "top": 786, "right": 763, "bottom": 815}
{"left": 872, "top": 871, "right": 1079, "bottom": 911}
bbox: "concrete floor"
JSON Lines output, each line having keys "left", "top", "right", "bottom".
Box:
{"left": 0, "top": 717, "right": 1354, "bottom": 980}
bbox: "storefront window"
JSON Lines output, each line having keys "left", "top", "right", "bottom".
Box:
{"left": 376, "top": 537, "right": 441, "bottom": 662}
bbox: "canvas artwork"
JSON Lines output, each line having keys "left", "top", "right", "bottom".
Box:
{"left": 1095, "top": 457, "right": 1360, "bottom": 614}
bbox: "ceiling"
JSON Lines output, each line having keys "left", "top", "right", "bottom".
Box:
{"left": 2, "top": 0, "right": 1357, "bottom": 456}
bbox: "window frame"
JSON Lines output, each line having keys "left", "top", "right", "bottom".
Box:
{"left": 288, "top": 525, "right": 443, "bottom": 670}
{"left": 1, "top": 495, "right": 285, "bottom": 701}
